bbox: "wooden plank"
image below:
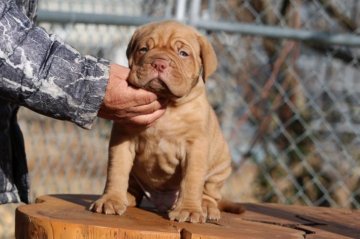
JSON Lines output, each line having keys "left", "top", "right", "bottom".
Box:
{"left": 15, "top": 194, "right": 360, "bottom": 239}
{"left": 240, "top": 203, "right": 360, "bottom": 239}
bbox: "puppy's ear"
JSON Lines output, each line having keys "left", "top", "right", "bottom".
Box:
{"left": 198, "top": 34, "right": 217, "bottom": 81}
{"left": 126, "top": 29, "right": 140, "bottom": 67}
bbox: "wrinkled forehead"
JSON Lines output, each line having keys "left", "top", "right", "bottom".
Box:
{"left": 136, "top": 22, "right": 201, "bottom": 51}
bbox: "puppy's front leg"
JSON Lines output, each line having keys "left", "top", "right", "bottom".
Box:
{"left": 169, "top": 139, "right": 208, "bottom": 223}
{"left": 90, "top": 126, "right": 135, "bottom": 215}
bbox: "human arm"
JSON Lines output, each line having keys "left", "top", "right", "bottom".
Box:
{"left": 0, "top": 0, "right": 109, "bottom": 128}
{"left": 0, "top": 0, "right": 166, "bottom": 129}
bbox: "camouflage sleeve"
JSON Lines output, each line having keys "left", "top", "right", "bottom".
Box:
{"left": 0, "top": 0, "right": 109, "bottom": 129}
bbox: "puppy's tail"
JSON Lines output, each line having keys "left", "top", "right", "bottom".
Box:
{"left": 218, "top": 199, "right": 245, "bottom": 214}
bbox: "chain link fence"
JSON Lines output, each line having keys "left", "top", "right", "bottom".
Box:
{"left": 1, "top": 0, "right": 360, "bottom": 237}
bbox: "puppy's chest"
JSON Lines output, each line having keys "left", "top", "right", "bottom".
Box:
{"left": 134, "top": 128, "right": 186, "bottom": 176}
{"left": 132, "top": 104, "right": 205, "bottom": 186}
{"left": 132, "top": 112, "right": 198, "bottom": 183}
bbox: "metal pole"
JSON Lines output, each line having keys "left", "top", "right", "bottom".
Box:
{"left": 37, "top": 10, "right": 162, "bottom": 26}
{"left": 190, "top": 0, "right": 201, "bottom": 23}
{"left": 175, "top": 0, "right": 187, "bottom": 22}
{"left": 192, "top": 20, "right": 360, "bottom": 47}
{"left": 37, "top": 10, "right": 360, "bottom": 47}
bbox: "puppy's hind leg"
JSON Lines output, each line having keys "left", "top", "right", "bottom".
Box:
{"left": 202, "top": 166, "right": 231, "bottom": 221}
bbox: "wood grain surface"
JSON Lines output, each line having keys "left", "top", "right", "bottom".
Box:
{"left": 15, "top": 194, "right": 360, "bottom": 239}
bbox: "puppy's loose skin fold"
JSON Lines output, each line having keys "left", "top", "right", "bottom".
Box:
{"left": 90, "top": 21, "right": 242, "bottom": 223}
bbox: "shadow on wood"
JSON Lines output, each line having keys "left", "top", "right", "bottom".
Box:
{"left": 15, "top": 194, "right": 360, "bottom": 238}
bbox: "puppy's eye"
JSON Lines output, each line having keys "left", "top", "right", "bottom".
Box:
{"left": 179, "top": 50, "right": 189, "bottom": 57}
{"left": 139, "top": 47, "right": 148, "bottom": 53}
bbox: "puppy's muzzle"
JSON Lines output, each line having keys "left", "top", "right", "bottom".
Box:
{"left": 143, "top": 57, "right": 173, "bottom": 96}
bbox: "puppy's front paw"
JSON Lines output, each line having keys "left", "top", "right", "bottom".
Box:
{"left": 89, "top": 194, "right": 127, "bottom": 215}
{"left": 169, "top": 206, "right": 205, "bottom": 223}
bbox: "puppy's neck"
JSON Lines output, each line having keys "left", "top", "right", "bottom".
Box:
{"left": 171, "top": 77, "right": 206, "bottom": 106}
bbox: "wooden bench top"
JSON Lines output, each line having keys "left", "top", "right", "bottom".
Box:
{"left": 15, "top": 194, "right": 360, "bottom": 239}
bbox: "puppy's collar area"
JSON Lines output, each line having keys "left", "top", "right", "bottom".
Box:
{"left": 199, "top": 66, "right": 204, "bottom": 82}
{"left": 188, "top": 66, "right": 204, "bottom": 92}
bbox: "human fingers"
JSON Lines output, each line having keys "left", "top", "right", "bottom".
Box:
{"left": 126, "top": 101, "right": 162, "bottom": 115}
{"left": 127, "top": 108, "right": 166, "bottom": 126}
{"left": 128, "top": 86, "right": 160, "bottom": 106}
{"left": 98, "top": 98, "right": 167, "bottom": 120}
{"left": 98, "top": 109, "right": 148, "bottom": 120}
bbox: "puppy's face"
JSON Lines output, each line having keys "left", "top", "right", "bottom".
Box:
{"left": 126, "top": 21, "right": 217, "bottom": 99}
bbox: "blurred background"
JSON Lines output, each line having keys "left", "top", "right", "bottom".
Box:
{"left": 2, "top": 0, "right": 360, "bottom": 237}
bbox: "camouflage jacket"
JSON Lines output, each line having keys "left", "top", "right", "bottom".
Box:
{"left": 0, "top": 0, "right": 109, "bottom": 203}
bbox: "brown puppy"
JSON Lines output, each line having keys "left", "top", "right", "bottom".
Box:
{"left": 90, "top": 20, "right": 237, "bottom": 223}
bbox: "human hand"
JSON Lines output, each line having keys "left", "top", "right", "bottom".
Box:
{"left": 98, "top": 64, "right": 167, "bottom": 125}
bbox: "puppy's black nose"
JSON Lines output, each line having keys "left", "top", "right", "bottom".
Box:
{"left": 151, "top": 58, "right": 169, "bottom": 72}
